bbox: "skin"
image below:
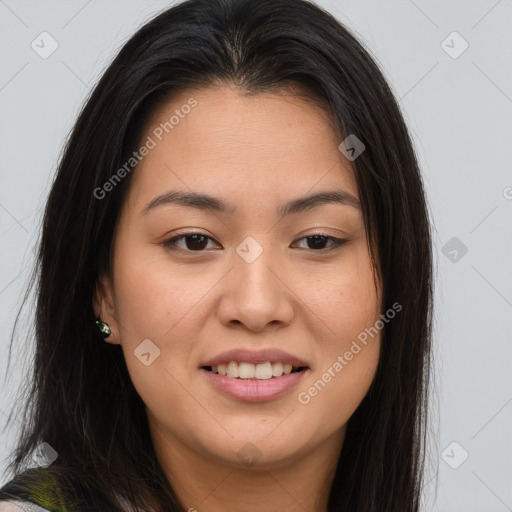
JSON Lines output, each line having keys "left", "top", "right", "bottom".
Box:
{"left": 94, "top": 84, "right": 383, "bottom": 512}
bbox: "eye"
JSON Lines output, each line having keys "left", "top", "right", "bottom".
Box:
{"left": 160, "top": 232, "right": 348, "bottom": 253}
{"left": 292, "top": 234, "right": 348, "bottom": 251}
{"left": 161, "top": 233, "right": 221, "bottom": 252}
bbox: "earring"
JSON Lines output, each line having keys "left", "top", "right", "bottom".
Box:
{"left": 95, "top": 318, "right": 112, "bottom": 339}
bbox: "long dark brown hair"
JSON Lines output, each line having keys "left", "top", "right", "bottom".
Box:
{"left": 2, "top": 0, "right": 434, "bottom": 510}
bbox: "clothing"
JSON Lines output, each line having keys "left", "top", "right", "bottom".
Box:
{"left": 0, "top": 469, "right": 64, "bottom": 512}
{"left": 0, "top": 469, "right": 135, "bottom": 512}
{"left": 0, "top": 499, "right": 50, "bottom": 511}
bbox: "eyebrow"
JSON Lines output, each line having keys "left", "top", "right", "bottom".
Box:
{"left": 139, "top": 189, "right": 361, "bottom": 218}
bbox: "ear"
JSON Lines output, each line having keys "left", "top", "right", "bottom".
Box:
{"left": 93, "top": 274, "right": 121, "bottom": 345}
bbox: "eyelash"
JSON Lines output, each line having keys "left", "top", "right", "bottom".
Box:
{"left": 160, "top": 232, "right": 348, "bottom": 253}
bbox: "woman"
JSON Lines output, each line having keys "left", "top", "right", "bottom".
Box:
{"left": 0, "top": 0, "right": 434, "bottom": 510}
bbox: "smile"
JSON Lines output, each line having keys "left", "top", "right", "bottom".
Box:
{"left": 203, "top": 361, "right": 308, "bottom": 380}
{"left": 200, "top": 364, "right": 310, "bottom": 402}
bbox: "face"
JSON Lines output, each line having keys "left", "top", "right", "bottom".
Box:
{"left": 94, "top": 84, "right": 382, "bottom": 471}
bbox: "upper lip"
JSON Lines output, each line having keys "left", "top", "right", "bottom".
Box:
{"left": 200, "top": 348, "right": 309, "bottom": 368}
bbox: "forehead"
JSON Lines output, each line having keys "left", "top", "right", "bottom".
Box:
{"left": 126, "top": 85, "right": 358, "bottom": 212}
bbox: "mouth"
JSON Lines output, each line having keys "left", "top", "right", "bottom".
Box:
{"left": 200, "top": 361, "right": 310, "bottom": 402}
{"left": 199, "top": 348, "right": 311, "bottom": 401}
{"left": 201, "top": 361, "right": 310, "bottom": 380}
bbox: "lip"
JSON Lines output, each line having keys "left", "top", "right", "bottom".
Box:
{"left": 201, "top": 367, "right": 310, "bottom": 402}
{"left": 199, "top": 348, "right": 309, "bottom": 368}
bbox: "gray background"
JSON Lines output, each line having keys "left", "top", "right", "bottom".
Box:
{"left": 1, "top": 1, "right": 511, "bottom": 511}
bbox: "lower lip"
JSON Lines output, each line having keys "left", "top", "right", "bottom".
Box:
{"left": 201, "top": 368, "right": 309, "bottom": 402}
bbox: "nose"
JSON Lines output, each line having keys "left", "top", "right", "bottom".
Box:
{"left": 216, "top": 239, "right": 295, "bottom": 332}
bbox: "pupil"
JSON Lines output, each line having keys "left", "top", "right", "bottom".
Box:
{"left": 308, "top": 235, "right": 327, "bottom": 250}
{"left": 186, "top": 234, "right": 208, "bottom": 250}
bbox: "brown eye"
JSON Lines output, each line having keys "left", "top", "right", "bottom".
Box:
{"left": 161, "top": 232, "right": 347, "bottom": 254}
{"left": 161, "top": 233, "right": 220, "bottom": 252}
{"left": 292, "top": 235, "right": 347, "bottom": 251}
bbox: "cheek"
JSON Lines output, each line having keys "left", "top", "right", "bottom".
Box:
{"left": 300, "top": 242, "right": 380, "bottom": 348}
{"left": 113, "top": 248, "right": 204, "bottom": 340}
{"left": 111, "top": 256, "right": 200, "bottom": 419}
{"left": 111, "top": 245, "right": 222, "bottom": 386}
{"left": 294, "top": 242, "right": 382, "bottom": 418}
{"left": 296, "top": 334, "right": 380, "bottom": 440}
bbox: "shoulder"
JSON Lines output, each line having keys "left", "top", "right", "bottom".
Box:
{"left": 0, "top": 468, "right": 66, "bottom": 512}
{"left": 0, "top": 499, "right": 51, "bottom": 511}
{"left": 0, "top": 467, "right": 130, "bottom": 511}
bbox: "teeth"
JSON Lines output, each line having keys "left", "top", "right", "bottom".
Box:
{"left": 208, "top": 361, "right": 302, "bottom": 379}
{"left": 255, "top": 362, "right": 273, "bottom": 380}
{"left": 272, "top": 362, "right": 283, "bottom": 376}
{"left": 238, "top": 362, "right": 255, "bottom": 379}
{"left": 227, "top": 361, "right": 239, "bottom": 378}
